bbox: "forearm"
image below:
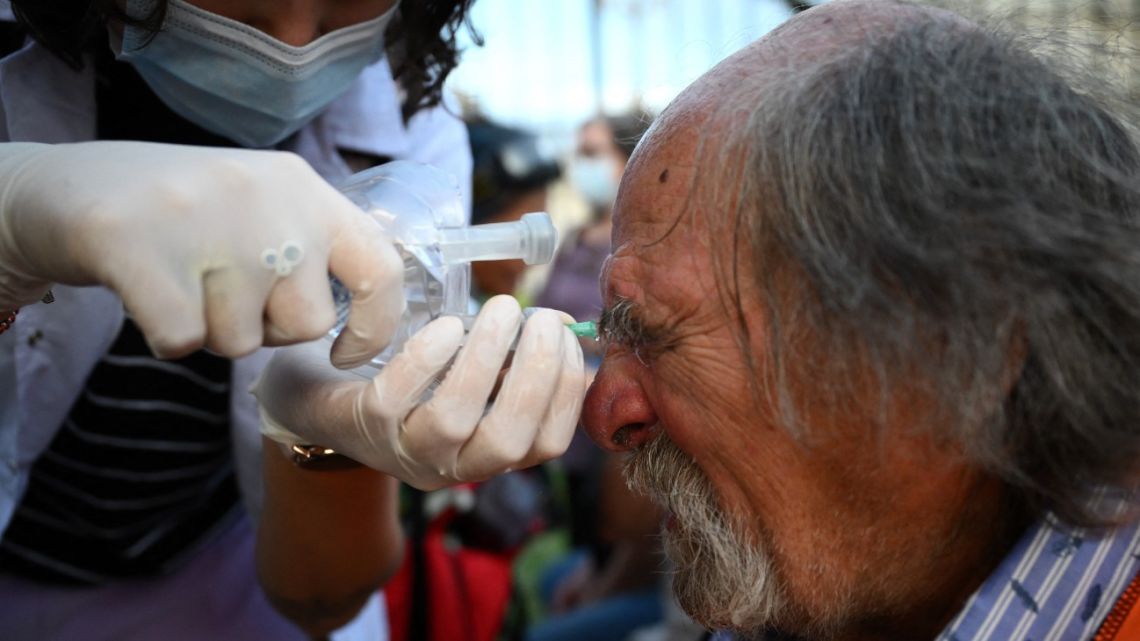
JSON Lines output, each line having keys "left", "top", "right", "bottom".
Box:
{"left": 255, "top": 436, "right": 405, "bottom": 638}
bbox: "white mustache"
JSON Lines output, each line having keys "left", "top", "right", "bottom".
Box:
{"left": 622, "top": 434, "right": 789, "bottom": 634}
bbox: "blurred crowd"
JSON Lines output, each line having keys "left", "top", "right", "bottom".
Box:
{"left": 2, "top": 1, "right": 1137, "bottom": 640}
{"left": 384, "top": 109, "right": 707, "bottom": 641}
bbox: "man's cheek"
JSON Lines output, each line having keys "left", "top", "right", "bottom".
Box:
{"left": 652, "top": 373, "right": 730, "bottom": 456}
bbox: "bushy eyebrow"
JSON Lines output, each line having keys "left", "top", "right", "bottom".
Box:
{"left": 597, "top": 297, "right": 651, "bottom": 349}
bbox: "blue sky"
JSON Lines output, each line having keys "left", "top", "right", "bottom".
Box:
{"left": 445, "top": 0, "right": 795, "bottom": 135}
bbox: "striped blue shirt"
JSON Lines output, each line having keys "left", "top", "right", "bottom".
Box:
{"left": 709, "top": 514, "right": 1140, "bottom": 641}
{"left": 941, "top": 513, "right": 1140, "bottom": 641}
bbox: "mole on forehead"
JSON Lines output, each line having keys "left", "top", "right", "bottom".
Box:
{"left": 618, "top": 168, "right": 699, "bottom": 236}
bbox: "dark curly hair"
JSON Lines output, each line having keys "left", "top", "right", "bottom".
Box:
{"left": 8, "top": 0, "right": 480, "bottom": 120}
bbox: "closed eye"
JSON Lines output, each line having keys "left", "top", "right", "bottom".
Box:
{"left": 598, "top": 297, "right": 672, "bottom": 358}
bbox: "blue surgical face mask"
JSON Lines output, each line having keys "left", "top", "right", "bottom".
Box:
{"left": 570, "top": 156, "right": 620, "bottom": 209}
{"left": 116, "top": 0, "right": 398, "bottom": 148}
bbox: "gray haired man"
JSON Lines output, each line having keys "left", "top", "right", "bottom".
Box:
{"left": 580, "top": 0, "right": 1140, "bottom": 639}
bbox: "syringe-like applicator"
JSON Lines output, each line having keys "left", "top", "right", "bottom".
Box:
{"left": 331, "top": 160, "right": 566, "bottom": 368}
{"left": 566, "top": 321, "right": 598, "bottom": 339}
{"left": 455, "top": 316, "right": 597, "bottom": 352}
{"left": 435, "top": 212, "right": 556, "bottom": 265}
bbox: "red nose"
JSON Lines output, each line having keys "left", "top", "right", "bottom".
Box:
{"left": 580, "top": 354, "right": 659, "bottom": 452}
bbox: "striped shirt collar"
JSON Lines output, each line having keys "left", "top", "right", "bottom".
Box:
{"left": 940, "top": 511, "right": 1140, "bottom": 641}
{"left": 709, "top": 512, "right": 1140, "bottom": 641}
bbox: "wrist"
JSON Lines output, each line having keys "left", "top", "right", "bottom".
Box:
{"left": 260, "top": 412, "right": 362, "bottom": 471}
{"left": 284, "top": 442, "right": 364, "bottom": 471}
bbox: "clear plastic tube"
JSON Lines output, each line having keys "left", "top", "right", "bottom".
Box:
{"left": 436, "top": 213, "right": 556, "bottom": 265}
{"left": 328, "top": 160, "right": 558, "bottom": 366}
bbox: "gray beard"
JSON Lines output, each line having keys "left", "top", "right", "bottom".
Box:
{"left": 623, "top": 434, "right": 789, "bottom": 635}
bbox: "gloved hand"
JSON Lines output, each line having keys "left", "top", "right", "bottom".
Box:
{"left": 254, "top": 295, "right": 587, "bottom": 490}
{"left": 0, "top": 141, "right": 403, "bottom": 367}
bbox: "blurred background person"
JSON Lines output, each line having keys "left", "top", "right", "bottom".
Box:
{"left": 523, "top": 451, "right": 666, "bottom": 641}
{"left": 467, "top": 118, "right": 562, "bottom": 303}
{"left": 519, "top": 111, "right": 665, "bottom": 641}
{"left": 383, "top": 117, "right": 564, "bottom": 641}
{"left": 535, "top": 112, "right": 650, "bottom": 366}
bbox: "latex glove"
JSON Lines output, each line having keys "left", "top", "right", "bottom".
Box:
{"left": 255, "top": 295, "right": 587, "bottom": 490}
{"left": 0, "top": 141, "right": 402, "bottom": 367}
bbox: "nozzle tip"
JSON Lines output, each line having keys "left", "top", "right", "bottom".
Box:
{"left": 567, "top": 321, "right": 598, "bottom": 339}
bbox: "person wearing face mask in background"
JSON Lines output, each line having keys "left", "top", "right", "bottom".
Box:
{"left": 466, "top": 118, "right": 562, "bottom": 302}
{"left": 536, "top": 113, "right": 649, "bottom": 367}
{"left": 520, "top": 112, "right": 663, "bottom": 641}
{"left": 372, "top": 118, "right": 565, "bottom": 641}
{"left": 0, "top": 1, "right": 586, "bottom": 640}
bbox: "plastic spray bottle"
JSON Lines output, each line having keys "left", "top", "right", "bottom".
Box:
{"left": 329, "top": 160, "right": 559, "bottom": 366}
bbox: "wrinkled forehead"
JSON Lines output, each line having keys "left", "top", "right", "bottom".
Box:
{"left": 604, "top": 100, "right": 758, "bottom": 323}
{"left": 612, "top": 117, "right": 702, "bottom": 236}
{"left": 609, "top": 70, "right": 768, "bottom": 254}
{"left": 612, "top": 0, "right": 951, "bottom": 244}
{"left": 602, "top": 112, "right": 712, "bottom": 310}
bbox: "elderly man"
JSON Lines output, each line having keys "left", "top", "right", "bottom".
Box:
{"left": 580, "top": 1, "right": 1140, "bottom": 640}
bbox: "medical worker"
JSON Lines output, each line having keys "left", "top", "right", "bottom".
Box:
{"left": 0, "top": 1, "right": 585, "bottom": 639}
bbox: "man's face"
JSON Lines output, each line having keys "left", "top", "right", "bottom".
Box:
{"left": 580, "top": 76, "right": 1010, "bottom": 639}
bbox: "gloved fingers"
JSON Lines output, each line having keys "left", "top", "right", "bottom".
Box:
{"left": 364, "top": 314, "right": 466, "bottom": 425}
{"left": 405, "top": 295, "right": 522, "bottom": 452}
{"left": 327, "top": 211, "right": 405, "bottom": 369}
{"left": 454, "top": 308, "right": 566, "bottom": 480}
{"left": 262, "top": 246, "right": 338, "bottom": 346}
{"left": 525, "top": 324, "right": 587, "bottom": 464}
{"left": 201, "top": 267, "right": 271, "bottom": 358}
{"left": 113, "top": 266, "right": 207, "bottom": 359}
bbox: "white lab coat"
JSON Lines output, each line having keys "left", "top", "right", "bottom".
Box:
{"left": 0, "top": 37, "right": 471, "bottom": 641}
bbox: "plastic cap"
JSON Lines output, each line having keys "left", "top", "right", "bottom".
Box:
{"left": 519, "top": 212, "right": 556, "bottom": 265}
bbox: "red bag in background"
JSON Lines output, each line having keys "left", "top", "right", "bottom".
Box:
{"left": 385, "top": 499, "right": 516, "bottom": 641}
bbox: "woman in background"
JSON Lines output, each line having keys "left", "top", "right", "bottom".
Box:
{"left": 527, "top": 112, "right": 663, "bottom": 641}
{"left": 535, "top": 112, "right": 649, "bottom": 355}
{"left": 467, "top": 118, "right": 561, "bottom": 301}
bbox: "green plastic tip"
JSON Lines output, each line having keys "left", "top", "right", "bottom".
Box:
{"left": 567, "top": 321, "right": 598, "bottom": 339}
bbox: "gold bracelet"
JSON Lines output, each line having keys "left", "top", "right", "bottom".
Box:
{"left": 289, "top": 444, "right": 364, "bottom": 471}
